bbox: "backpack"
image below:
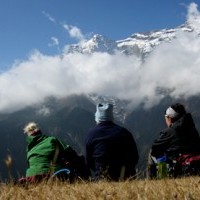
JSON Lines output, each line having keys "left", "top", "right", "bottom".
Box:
{"left": 147, "top": 153, "right": 200, "bottom": 179}
{"left": 176, "top": 153, "right": 200, "bottom": 176}
{"left": 54, "top": 140, "right": 89, "bottom": 181}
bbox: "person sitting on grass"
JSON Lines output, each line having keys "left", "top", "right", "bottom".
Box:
{"left": 18, "top": 122, "right": 85, "bottom": 184}
{"left": 148, "top": 103, "right": 200, "bottom": 178}
{"left": 85, "top": 103, "right": 139, "bottom": 181}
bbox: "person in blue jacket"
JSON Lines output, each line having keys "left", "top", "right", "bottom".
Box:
{"left": 85, "top": 103, "right": 139, "bottom": 181}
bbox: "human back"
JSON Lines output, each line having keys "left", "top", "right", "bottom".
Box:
{"left": 20, "top": 122, "right": 86, "bottom": 183}
{"left": 26, "top": 134, "right": 61, "bottom": 177}
{"left": 85, "top": 103, "right": 139, "bottom": 181}
{"left": 151, "top": 103, "right": 200, "bottom": 158}
{"left": 149, "top": 103, "right": 200, "bottom": 178}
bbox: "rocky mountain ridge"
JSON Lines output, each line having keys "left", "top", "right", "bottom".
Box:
{"left": 65, "top": 18, "right": 200, "bottom": 59}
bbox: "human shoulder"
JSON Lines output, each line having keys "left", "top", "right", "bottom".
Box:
{"left": 158, "top": 127, "right": 176, "bottom": 140}
{"left": 39, "top": 135, "right": 66, "bottom": 149}
{"left": 41, "top": 135, "right": 57, "bottom": 142}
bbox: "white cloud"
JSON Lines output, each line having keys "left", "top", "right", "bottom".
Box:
{"left": 48, "top": 37, "right": 60, "bottom": 52}
{"left": 62, "top": 23, "right": 85, "bottom": 41}
{"left": 42, "top": 11, "right": 56, "bottom": 23}
{"left": 0, "top": 51, "right": 141, "bottom": 113}
{"left": 186, "top": 3, "right": 200, "bottom": 33}
{"left": 1, "top": 3, "right": 200, "bottom": 114}
{"left": 51, "top": 37, "right": 59, "bottom": 46}
{"left": 139, "top": 31, "right": 200, "bottom": 108}
{"left": 36, "top": 105, "right": 51, "bottom": 116}
{"left": 187, "top": 2, "right": 200, "bottom": 21}
{"left": 48, "top": 37, "right": 59, "bottom": 46}
{"left": 42, "top": 11, "right": 86, "bottom": 43}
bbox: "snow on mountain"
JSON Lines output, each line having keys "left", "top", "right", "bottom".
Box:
{"left": 117, "top": 22, "right": 200, "bottom": 59}
{"left": 65, "top": 18, "right": 200, "bottom": 60}
{"left": 63, "top": 17, "right": 200, "bottom": 123}
{"left": 117, "top": 29, "right": 176, "bottom": 58}
{"left": 65, "top": 34, "right": 117, "bottom": 54}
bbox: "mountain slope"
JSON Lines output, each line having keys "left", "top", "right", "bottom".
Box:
{"left": 0, "top": 95, "right": 96, "bottom": 180}
{"left": 1, "top": 14, "right": 200, "bottom": 180}
{"left": 65, "top": 18, "right": 200, "bottom": 60}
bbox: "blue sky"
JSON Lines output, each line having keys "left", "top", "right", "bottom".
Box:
{"left": 0, "top": 0, "right": 196, "bottom": 70}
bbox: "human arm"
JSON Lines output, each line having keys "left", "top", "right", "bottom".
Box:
{"left": 151, "top": 129, "right": 174, "bottom": 158}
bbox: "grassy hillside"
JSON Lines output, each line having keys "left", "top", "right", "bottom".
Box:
{"left": 0, "top": 177, "right": 199, "bottom": 199}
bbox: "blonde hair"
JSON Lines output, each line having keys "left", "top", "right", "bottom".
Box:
{"left": 24, "top": 122, "right": 39, "bottom": 135}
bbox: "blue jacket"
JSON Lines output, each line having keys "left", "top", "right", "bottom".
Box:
{"left": 85, "top": 121, "right": 139, "bottom": 181}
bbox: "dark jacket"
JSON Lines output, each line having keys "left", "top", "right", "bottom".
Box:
{"left": 85, "top": 121, "right": 139, "bottom": 181}
{"left": 151, "top": 113, "right": 200, "bottom": 158}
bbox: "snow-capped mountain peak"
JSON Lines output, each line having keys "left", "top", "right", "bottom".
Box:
{"left": 61, "top": 15, "right": 200, "bottom": 123}
{"left": 64, "top": 17, "right": 200, "bottom": 60}
{"left": 65, "top": 34, "right": 117, "bottom": 54}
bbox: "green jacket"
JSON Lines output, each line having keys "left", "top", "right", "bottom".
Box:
{"left": 26, "top": 133, "right": 69, "bottom": 177}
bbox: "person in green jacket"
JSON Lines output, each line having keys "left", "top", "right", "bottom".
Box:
{"left": 19, "top": 122, "right": 76, "bottom": 183}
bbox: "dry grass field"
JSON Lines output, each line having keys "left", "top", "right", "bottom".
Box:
{"left": 0, "top": 177, "right": 199, "bottom": 200}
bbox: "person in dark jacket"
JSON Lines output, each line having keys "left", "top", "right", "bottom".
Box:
{"left": 149, "top": 103, "right": 200, "bottom": 178}
{"left": 85, "top": 103, "right": 139, "bottom": 181}
{"left": 151, "top": 103, "right": 200, "bottom": 158}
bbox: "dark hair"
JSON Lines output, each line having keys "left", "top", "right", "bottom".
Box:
{"left": 170, "top": 103, "right": 186, "bottom": 122}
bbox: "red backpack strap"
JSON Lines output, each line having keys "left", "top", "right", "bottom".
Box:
{"left": 177, "top": 153, "right": 200, "bottom": 166}
{"left": 185, "top": 154, "right": 200, "bottom": 164}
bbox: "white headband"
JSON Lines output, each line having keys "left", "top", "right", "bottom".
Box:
{"left": 165, "top": 107, "right": 178, "bottom": 118}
